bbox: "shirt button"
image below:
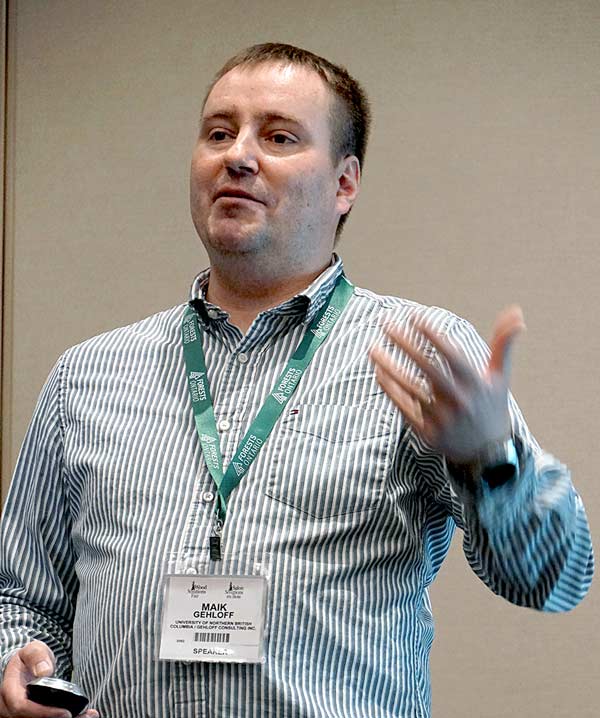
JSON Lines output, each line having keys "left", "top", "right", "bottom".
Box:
{"left": 237, "top": 352, "right": 249, "bottom": 364}
{"left": 218, "top": 418, "right": 231, "bottom": 432}
{"left": 207, "top": 308, "right": 219, "bottom": 319}
{"left": 202, "top": 491, "right": 215, "bottom": 503}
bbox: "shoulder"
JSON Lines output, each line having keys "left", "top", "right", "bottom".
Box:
{"left": 60, "top": 303, "right": 187, "bottom": 371}
{"left": 347, "top": 283, "right": 470, "bottom": 336}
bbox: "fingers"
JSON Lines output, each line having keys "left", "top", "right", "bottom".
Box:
{"left": 380, "top": 306, "right": 525, "bottom": 393}
{"left": 0, "top": 642, "right": 72, "bottom": 718}
{"left": 17, "top": 640, "right": 56, "bottom": 678}
{"left": 488, "top": 305, "right": 526, "bottom": 380}
{"left": 371, "top": 345, "right": 431, "bottom": 404}
{"left": 407, "top": 318, "right": 476, "bottom": 389}
{"left": 380, "top": 320, "right": 469, "bottom": 408}
{"left": 370, "top": 345, "right": 427, "bottom": 432}
{"left": 371, "top": 308, "right": 520, "bottom": 460}
{"left": 0, "top": 644, "right": 98, "bottom": 718}
{"left": 370, "top": 344, "right": 454, "bottom": 445}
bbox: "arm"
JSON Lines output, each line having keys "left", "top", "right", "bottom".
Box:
{"left": 0, "top": 356, "right": 78, "bottom": 678}
{"left": 370, "top": 308, "right": 593, "bottom": 610}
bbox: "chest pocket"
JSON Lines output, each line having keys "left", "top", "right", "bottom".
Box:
{"left": 265, "top": 404, "right": 392, "bottom": 519}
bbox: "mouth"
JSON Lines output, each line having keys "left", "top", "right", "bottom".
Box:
{"left": 214, "top": 189, "right": 264, "bottom": 204}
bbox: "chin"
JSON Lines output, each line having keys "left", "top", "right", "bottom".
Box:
{"left": 207, "top": 229, "right": 268, "bottom": 257}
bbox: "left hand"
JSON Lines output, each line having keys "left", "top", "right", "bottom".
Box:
{"left": 369, "top": 306, "right": 526, "bottom": 463}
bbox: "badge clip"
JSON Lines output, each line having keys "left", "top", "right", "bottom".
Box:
{"left": 209, "top": 535, "right": 221, "bottom": 561}
{"left": 210, "top": 516, "right": 223, "bottom": 561}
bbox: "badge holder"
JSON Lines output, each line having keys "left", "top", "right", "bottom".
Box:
{"left": 157, "top": 550, "right": 270, "bottom": 664}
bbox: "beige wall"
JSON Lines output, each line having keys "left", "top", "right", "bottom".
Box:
{"left": 2, "top": 1, "right": 599, "bottom": 715}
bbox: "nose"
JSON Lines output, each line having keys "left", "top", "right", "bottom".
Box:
{"left": 223, "top": 131, "right": 259, "bottom": 176}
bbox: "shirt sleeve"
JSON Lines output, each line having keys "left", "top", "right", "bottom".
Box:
{"left": 411, "top": 313, "right": 594, "bottom": 612}
{"left": 0, "top": 355, "right": 77, "bottom": 679}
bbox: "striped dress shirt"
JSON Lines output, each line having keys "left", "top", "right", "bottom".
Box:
{"left": 0, "top": 257, "right": 593, "bottom": 717}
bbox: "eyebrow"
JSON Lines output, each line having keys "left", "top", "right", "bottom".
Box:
{"left": 201, "top": 111, "right": 305, "bottom": 127}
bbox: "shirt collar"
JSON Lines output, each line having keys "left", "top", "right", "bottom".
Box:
{"left": 188, "top": 254, "right": 345, "bottom": 327}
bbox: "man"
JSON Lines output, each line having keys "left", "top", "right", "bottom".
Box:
{"left": 0, "top": 43, "right": 593, "bottom": 718}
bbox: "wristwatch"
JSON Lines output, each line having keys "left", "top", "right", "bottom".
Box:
{"left": 447, "top": 437, "right": 519, "bottom": 489}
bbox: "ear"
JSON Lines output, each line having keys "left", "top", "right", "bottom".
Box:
{"left": 335, "top": 155, "right": 361, "bottom": 216}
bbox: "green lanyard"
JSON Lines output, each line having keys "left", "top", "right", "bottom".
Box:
{"left": 182, "top": 275, "right": 354, "bottom": 558}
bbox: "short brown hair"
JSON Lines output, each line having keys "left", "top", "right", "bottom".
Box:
{"left": 203, "top": 43, "right": 371, "bottom": 237}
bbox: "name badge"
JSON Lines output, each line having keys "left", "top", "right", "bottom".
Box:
{"left": 159, "top": 574, "right": 267, "bottom": 663}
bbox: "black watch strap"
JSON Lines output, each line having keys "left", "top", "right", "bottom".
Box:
{"left": 447, "top": 438, "right": 519, "bottom": 489}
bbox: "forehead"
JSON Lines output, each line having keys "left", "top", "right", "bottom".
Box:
{"left": 203, "top": 62, "right": 332, "bottom": 129}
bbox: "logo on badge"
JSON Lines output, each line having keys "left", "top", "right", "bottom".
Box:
{"left": 225, "top": 581, "right": 245, "bottom": 598}
{"left": 188, "top": 580, "right": 208, "bottom": 596}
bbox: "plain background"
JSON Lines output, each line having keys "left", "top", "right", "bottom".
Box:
{"left": 1, "top": 1, "right": 598, "bottom": 715}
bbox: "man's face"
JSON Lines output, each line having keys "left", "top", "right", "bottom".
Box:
{"left": 190, "top": 62, "right": 357, "bottom": 269}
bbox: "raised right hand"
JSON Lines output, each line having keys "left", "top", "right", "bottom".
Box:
{"left": 0, "top": 641, "right": 98, "bottom": 718}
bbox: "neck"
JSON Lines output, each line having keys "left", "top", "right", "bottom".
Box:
{"left": 205, "top": 258, "right": 331, "bottom": 333}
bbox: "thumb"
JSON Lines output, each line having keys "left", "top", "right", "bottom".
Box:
{"left": 488, "top": 305, "right": 526, "bottom": 381}
{"left": 17, "top": 640, "right": 56, "bottom": 678}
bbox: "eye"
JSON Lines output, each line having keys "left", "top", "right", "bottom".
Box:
{"left": 267, "top": 132, "right": 296, "bottom": 145}
{"left": 208, "top": 129, "right": 233, "bottom": 142}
